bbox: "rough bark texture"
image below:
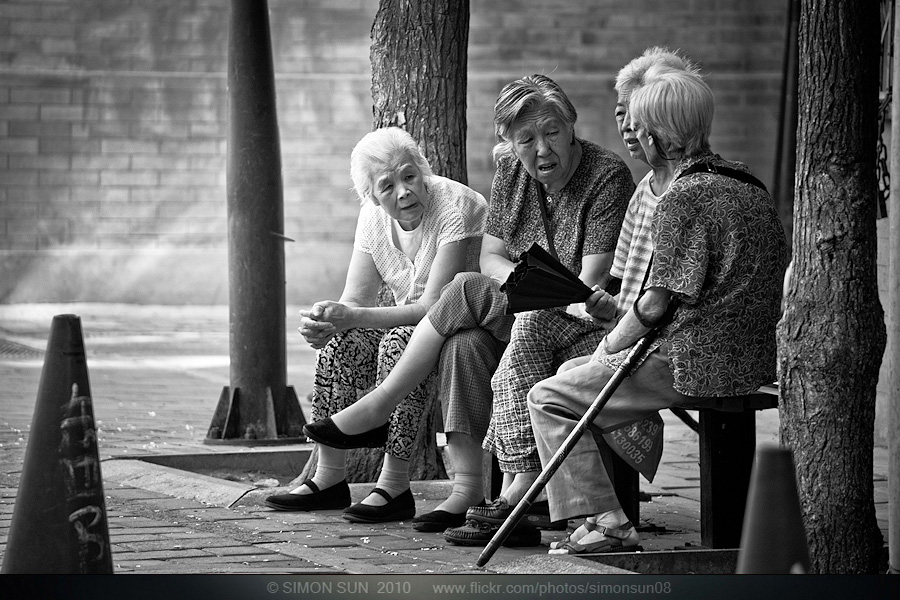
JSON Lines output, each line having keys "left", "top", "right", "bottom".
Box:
{"left": 301, "top": 0, "right": 470, "bottom": 484}
{"left": 777, "top": 0, "right": 885, "bottom": 573}
{"left": 370, "top": 0, "right": 470, "bottom": 184}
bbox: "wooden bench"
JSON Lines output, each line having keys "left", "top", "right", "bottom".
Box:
{"left": 613, "top": 385, "right": 779, "bottom": 549}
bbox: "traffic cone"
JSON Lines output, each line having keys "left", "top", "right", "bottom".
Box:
{"left": 736, "top": 444, "right": 810, "bottom": 573}
{"left": 1, "top": 315, "right": 113, "bottom": 574}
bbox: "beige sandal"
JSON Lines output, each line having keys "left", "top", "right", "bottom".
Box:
{"left": 549, "top": 520, "right": 596, "bottom": 550}
{"left": 548, "top": 521, "right": 640, "bottom": 554}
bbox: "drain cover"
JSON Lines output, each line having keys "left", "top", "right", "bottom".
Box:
{"left": 0, "top": 338, "right": 44, "bottom": 359}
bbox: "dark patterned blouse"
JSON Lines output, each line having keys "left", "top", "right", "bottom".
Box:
{"left": 649, "top": 153, "right": 788, "bottom": 396}
{"left": 484, "top": 139, "right": 634, "bottom": 276}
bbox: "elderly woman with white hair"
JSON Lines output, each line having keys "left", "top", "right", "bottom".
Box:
{"left": 265, "top": 127, "right": 487, "bottom": 522}
{"left": 528, "top": 65, "right": 787, "bottom": 554}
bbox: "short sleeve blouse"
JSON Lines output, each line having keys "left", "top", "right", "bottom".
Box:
{"left": 354, "top": 175, "right": 487, "bottom": 306}
{"left": 648, "top": 154, "right": 788, "bottom": 396}
{"left": 484, "top": 139, "right": 634, "bottom": 276}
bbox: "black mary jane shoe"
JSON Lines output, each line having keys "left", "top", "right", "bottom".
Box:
{"left": 412, "top": 500, "right": 486, "bottom": 532}
{"left": 264, "top": 479, "right": 351, "bottom": 511}
{"left": 342, "top": 488, "right": 416, "bottom": 523}
{"left": 303, "top": 417, "right": 389, "bottom": 450}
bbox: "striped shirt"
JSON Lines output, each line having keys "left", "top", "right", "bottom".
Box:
{"left": 611, "top": 170, "right": 662, "bottom": 314}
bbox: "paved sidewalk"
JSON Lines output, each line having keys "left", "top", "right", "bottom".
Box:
{"left": 0, "top": 303, "right": 890, "bottom": 575}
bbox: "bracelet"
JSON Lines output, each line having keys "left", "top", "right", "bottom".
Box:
{"left": 633, "top": 299, "right": 658, "bottom": 329}
{"left": 602, "top": 335, "right": 613, "bottom": 354}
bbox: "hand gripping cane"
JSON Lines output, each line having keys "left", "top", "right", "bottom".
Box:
{"left": 476, "top": 331, "right": 658, "bottom": 567}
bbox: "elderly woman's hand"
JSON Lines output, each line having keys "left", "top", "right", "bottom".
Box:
{"left": 582, "top": 286, "right": 617, "bottom": 326}
{"left": 298, "top": 301, "right": 360, "bottom": 349}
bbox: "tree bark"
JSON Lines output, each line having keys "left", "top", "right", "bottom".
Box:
{"left": 777, "top": 0, "right": 885, "bottom": 573}
{"left": 301, "top": 0, "right": 469, "bottom": 485}
{"left": 370, "top": 0, "right": 470, "bottom": 184}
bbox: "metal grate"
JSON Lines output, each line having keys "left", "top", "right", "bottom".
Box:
{"left": 0, "top": 338, "right": 44, "bottom": 359}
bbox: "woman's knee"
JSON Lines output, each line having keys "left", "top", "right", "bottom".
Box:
{"left": 558, "top": 354, "right": 591, "bottom": 374}
{"left": 510, "top": 309, "right": 556, "bottom": 338}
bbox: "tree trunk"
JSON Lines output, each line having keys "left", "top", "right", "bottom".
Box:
{"left": 301, "top": 0, "right": 469, "bottom": 485}
{"left": 370, "top": 0, "right": 470, "bottom": 184}
{"left": 777, "top": 0, "right": 885, "bottom": 573}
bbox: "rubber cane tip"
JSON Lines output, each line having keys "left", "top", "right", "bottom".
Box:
{"left": 736, "top": 445, "right": 810, "bottom": 574}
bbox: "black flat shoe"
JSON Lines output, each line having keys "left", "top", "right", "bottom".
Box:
{"left": 342, "top": 488, "right": 416, "bottom": 523}
{"left": 303, "top": 417, "right": 389, "bottom": 450}
{"left": 264, "top": 479, "right": 351, "bottom": 511}
{"left": 412, "top": 500, "right": 487, "bottom": 532}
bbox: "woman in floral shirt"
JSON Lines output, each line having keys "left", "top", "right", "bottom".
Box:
{"left": 528, "top": 65, "right": 787, "bottom": 555}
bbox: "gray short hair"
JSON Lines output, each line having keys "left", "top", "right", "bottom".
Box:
{"left": 615, "top": 46, "right": 700, "bottom": 100}
{"left": 628, "top": 65, "right": 713, "bottom": 158}
{"left": 491, "top": 74, "right": 577, "bottom": 163}
{"left": 349, "top": 127, "right": 433, "bottom": 203}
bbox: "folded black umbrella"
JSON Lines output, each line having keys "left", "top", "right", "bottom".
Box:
{"left": 500, "top": 242, "right": 594, "bottom": 314}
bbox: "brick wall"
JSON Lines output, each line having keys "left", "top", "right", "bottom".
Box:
{"left": 0, "top": 0, "right": 791, "bottom": 304}
{"left": 2, "top": 1, "right": 894, "bottom": 445}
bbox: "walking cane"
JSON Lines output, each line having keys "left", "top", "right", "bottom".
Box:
{"left": 476, "top": 330, "right": 658, "bottom": 567}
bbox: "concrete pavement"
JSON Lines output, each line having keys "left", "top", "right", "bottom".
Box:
{"left": 0, "top": 303, "right": 890, "bottom": 576}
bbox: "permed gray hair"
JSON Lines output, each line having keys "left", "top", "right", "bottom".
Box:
{"left": 615, "top": 46, "right": 700, "bottom": 100}
{"left": 627, "top": 65, "right": 714, "bottom": 159}
{"left": 349, "top": 127, "right": 433, "bottom": 203}
{"left": 491, "top": 74, "right": 577, "bottom": 163}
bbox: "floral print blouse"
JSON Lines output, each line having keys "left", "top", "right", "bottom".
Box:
{"left": 485, "top": 139, "right": 634, "bottom": 276}
{"left": 649, "top": 153, "right": 788, "bottom": 396}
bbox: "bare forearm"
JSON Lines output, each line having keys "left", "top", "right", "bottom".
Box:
{"left": 341, "top": 303, "right": 428, "bottom": 330}
{"left": 603, "top": 287, "right": 670, "bottom": 353}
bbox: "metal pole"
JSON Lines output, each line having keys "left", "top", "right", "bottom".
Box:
{"left": 206, "top": 0, "right": 304, "bottom": 443}
{"left": 888, "top": 0, "right": 900, "bottom": 574}
{"left": 772, "top": 0, "right": 799, "bottom": 247}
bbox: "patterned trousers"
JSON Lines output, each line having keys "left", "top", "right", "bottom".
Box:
{"left": 311, "top": 326, "right": 435, "bottom": 462}
{"left": 484, "top": 309, "right": 606, "bottom": 472}
{"left": 429, "top": 272, "right": 514, "bottom": 440}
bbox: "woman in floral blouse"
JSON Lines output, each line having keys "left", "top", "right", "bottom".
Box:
{"left": 528, "top": 65, "right": 788, "bottom": 555}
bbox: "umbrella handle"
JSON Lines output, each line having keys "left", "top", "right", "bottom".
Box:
{"left": 476, "top": 331, "right": 657, "bottom": 568}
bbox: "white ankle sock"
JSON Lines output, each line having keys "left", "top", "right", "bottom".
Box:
{"left": 361, "top": 459, "right": 409, "bottom": 506}
{"left": 310, "top": 464, "right": 345, "bottom": 491}
{"left": 594, "top": 508, "right": 629, "bottom": 527}
{"left": 292, "top": 450, "right": 345, "bottom": 495}
{"left": 435, "top": 472, "right": 483, "bottom": 514}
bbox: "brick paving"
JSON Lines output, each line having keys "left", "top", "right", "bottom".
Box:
{"left": 0, "top": 303, "right": 890, "bottom": 576}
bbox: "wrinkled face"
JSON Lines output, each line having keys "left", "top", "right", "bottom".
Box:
{"left": 371, "top": 155, "right": 429, "bottom": 230}
{"left": 615, "top": 93, "right": 645, "bottom": 163}
{"left": 631, "top": 117, "right": 664, "bottom": 169}
{"left": 508, "top": 106, "right": 577, "bottom": 191}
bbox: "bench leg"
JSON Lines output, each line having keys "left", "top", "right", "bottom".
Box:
{"left": 612, "top": 453, "right": 640, "bottom": 525}
{"left": 698, "top": 410, "right": 756, "bottom": 548}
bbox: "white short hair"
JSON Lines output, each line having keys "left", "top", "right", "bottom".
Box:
{"left": 349, "top": 127, "right": 433, "bottom": 203}
{"left": 628, "top": 65, "right": 713, "bottom": 158}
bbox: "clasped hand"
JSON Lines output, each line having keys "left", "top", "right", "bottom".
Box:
{"left": 581, "top": 286, "right": 617, "bottom": 326}
{"left": 297, "top": 301, "right": 354, "bottom": 349}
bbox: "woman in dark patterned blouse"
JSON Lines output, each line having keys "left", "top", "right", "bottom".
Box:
{"left": 528, "top": 65, "right": 788, "bottom": 554}
{"left": 304, "top": 75, "right": 634, "bottom": 537}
